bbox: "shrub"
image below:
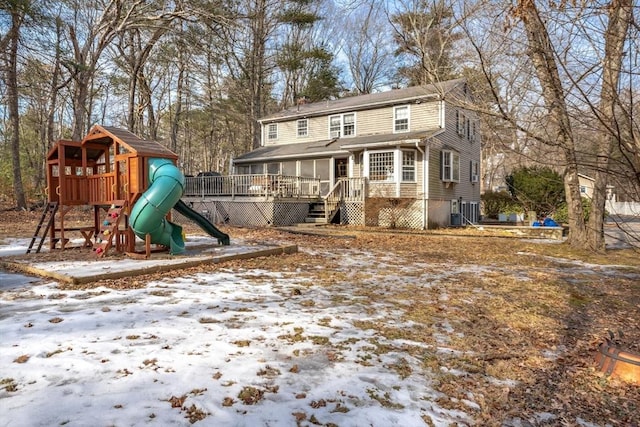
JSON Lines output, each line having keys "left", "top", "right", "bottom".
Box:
{"left": 553, "top": 197, "right": 592, "bottom": 224}
{"left": 481, "top": 191, "right": 522, "bottom": 219}
{"left": 506, "top": 166, "right": 565, "bottom": 217}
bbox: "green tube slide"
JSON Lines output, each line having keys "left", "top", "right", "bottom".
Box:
{"left": 130, "top": 158, "right": 186, "bottom": 255}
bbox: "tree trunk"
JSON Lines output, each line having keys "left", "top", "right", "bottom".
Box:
{"left": 587, "top": 0, "right": 633, "bottom": 251}
{"left": 250, "top": 0, "right": 267, "bottom": 150}
{"left": 517, "top": 1, "right": 587, "bottom": 247}
{"left": 71, "top": 73, "right": 91, "bottom": 141}
{"left": 6, "top": 10, "right": 27, "bottom": 209}
{"left": 170, "top": 64, "right": 185, "bottom": 153}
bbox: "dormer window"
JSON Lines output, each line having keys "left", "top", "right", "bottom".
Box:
{"left": 394, "top": 106, "right": 409, "bottom": 133}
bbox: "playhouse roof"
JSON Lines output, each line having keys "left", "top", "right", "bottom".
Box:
{"left": 82, "top": 125, "right": 178, "bottom": 160}
{"left": 46, "top": 139, "right": 105, "bottom": 163}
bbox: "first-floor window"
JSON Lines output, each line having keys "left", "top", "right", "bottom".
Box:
{"left": 402, "top": 150, "right": 415, "bottom": 182}
{"left": 441, "top": 150, "right": 460, "bottom": 182}
{"left": 369, "top": 151, "right": 394, "bottom": 181}
{"left": 267, "top": 162, "right": 280, "bottom": 174}
{"left": 249, "top": 164, "right": 264, "bottom": 174}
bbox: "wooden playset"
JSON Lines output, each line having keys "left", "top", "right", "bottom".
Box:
{"left": 27, "top": 125, "right": 181, "bottom": 257}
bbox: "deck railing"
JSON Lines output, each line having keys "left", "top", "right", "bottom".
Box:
{"left": 183, "top": 174, "right": 323, "bottom": 199}
{"left": 323, "top": 177, "right": 366, "bottom": 221}
{"left": 87, "top": 173, "right": 116, "bottom": 203}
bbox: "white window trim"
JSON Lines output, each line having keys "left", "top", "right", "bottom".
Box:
{"left": 441, "top": 150, "right": 460, "bottom": 182}
{"left": 367, "top": 150, "right": 395, "bottom": 183}
{"left": 267, "top": 123, "right": 278, "bottom": 141}
{"left": 470, "top": 160, "right": 479, "bottom": 182}
{"left": 401, "top": 149, "right": 416, "bottom": 182}
{"left": 329, "top": 115, "right": 341, "bottom": 138}
{"left": 297, "top": 119, "right": 309, "bottom": 138}
{"left": 328, "top": 113, "right": 356, "bottom": 139}
{"left": 343, "top": 112, "right": 356, "bottom": 137}
{"left": 393, "top": 105, "right": 410, "bottom": 133}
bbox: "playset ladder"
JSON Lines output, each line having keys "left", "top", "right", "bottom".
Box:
{"left": 26, "top": 202, "right": 59, "bottom": 254}
{"left": 93, "top": 200, "right": 126, "bottom": 258}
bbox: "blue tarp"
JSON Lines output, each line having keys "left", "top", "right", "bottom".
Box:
{"left": 533, "top": 218, "right": 559, "bottom": 227}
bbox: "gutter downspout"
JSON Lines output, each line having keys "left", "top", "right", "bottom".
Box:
{"left": 415, "top": 141, "right": 428, "bottom": 230}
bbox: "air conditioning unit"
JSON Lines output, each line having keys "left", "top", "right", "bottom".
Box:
{"left": 471, "top": 175, "right": 479, "bottom": 183}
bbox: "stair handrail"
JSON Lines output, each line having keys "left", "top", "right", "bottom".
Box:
{"left": 323, "top": 180, "right": 343, "bottom": 222}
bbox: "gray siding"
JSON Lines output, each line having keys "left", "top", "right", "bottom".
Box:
{"left": 264, "top": 100, "right": 442, "bottom": 144}
{"left": 428, "top": 101, "right": 481, "bottom": 204}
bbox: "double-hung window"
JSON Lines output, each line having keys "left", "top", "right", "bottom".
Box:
{"left": 394, "top": 106, "right": 409, "bottom": 132}
{"left": 297, "top": 119, "right": 308, "bottom": 137}
{"left": 441, "top": 150, "right": 460, "bottom": 182}
{"left": 267, "top": 123, "right": 278, "bottom": 141}
{"left": 329, "top": 115, "right": 341, "bottom": 138}
{"left": 402, "top": 151, "right": 415, "bottom": 182}
{"left": 343, "top": 113, "right": 355, "bottom": 136}
{"left": 328, "top": 113, "right": 356, "bottom": 138}
{"left": 470, "top": 160, "right": 479, "bottom": 182}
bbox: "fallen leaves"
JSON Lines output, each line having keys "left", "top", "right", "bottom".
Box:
{"left": 237, "top": 386, "right": 264, "bottom": 405}
{"left": 13, "top": 355, "right": 29, "bottom": 364}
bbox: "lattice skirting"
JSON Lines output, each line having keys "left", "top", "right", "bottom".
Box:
{"left": 377, "top": 200, "right": 424, "bottom": 229}
{"left": 340, "top": 201, "right": 365, "bottom": 226}
{"left": 178, "top": 198, "right": 309, "bottom": 227}
{"left": 175, "top": 198, "right": 461, "bottom": 230}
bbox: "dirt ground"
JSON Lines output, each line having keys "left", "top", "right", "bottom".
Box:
{"left": 1, "top": 203, "right": 640, "bottom": 425}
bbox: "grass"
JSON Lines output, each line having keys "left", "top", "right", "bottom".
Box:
{"left": 4, "top": 223, "right": 640, "bottom": 424}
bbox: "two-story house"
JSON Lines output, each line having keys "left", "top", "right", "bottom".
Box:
{"left": 229, "top": 79, "right": 481, "bottom": 229}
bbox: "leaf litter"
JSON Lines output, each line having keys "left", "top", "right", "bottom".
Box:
{"left": 0, "top": 225, "right": 639, "bottom": 426}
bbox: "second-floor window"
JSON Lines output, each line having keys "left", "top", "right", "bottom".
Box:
{"left": 456, "top": 110, "right": 476, "bottom": 142}
{"left": 470, "top": 160, "right": 479, "bottom": 183}
{"left": 297, "top": 119, "right": 308, "bottom": 137}
{"left": 441, "top": 150, "right": 460, "bottom": 182}
{"left": 268, "top": 123, "right": 278, "bottom": 141}
{"left": 394, "top": 106, "right": 409, "bottom": 132}
{"left": 329, "top": 113, "right": 355, "bottom": 138}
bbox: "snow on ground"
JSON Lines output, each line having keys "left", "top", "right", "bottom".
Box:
{"left": 2, "top": 233, "right": 634, "bottom": 426}
{"left": 0, "top": 238, "right": 475, "bottom": 427}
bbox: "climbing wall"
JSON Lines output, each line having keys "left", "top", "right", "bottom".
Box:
{"left": 93, "top": 201, "right": 126, "bottom": 257}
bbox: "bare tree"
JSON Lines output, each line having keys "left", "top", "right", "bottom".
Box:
{"left": 0, "top": 0, "right": 36, "bottom": 209}
{"left": 461, "top": 0, "right": 634, "bottom": 251}
{"left": 389, "top": 0, "right": 463, "bottom": 86}
{"left": 60, "top": 0, "right": 185, "bottom": 140}
{"left": 217, "top": 0, "right": 280, "bottom": 150}
{"left": 342, "top": 0, "right": 395, "bottom": 94}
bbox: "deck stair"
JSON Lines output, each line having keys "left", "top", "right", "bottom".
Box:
{"left": 93, "top": 200, "right": 126, "bottom": 257}
{"left": 305, "top": 202, "right": 328, "bottom": 223}
{"left": 26, "top": 202, "right": 58, "bottom": 254}
{"left": 304, "top": 200, "right": 340, "bottom": 224}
